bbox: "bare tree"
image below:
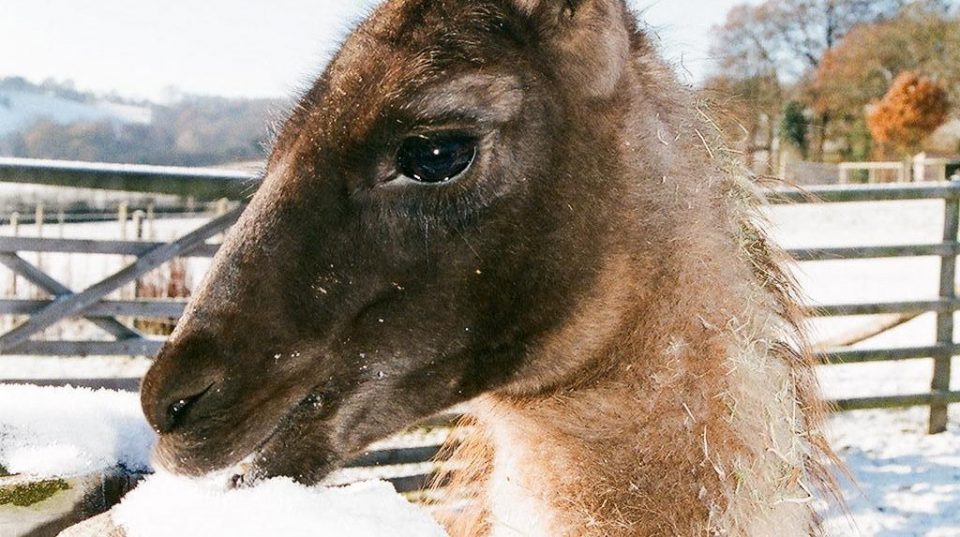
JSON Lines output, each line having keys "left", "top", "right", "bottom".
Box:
{"left": 709, "top": 0, "right": 909, "bottom": 161}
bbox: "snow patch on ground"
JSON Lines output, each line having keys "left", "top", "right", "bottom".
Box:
{"left": 112, "top": 473, "right": 448, "bottom": 537}
{"left": 0, "top": 384, "right": 154, "bottom": 477}
{"left": 823, "top": 409, "right": 960, "bottom": 537}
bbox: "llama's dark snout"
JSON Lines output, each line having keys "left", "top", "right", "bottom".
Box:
{"left": 154, "top": 383, "right": 216, "bottom": 434}
{"left": 141, "top": 334, "right": 227, "bottom": 436}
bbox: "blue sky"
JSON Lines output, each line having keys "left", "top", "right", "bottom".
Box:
{"left": 1, "top": 0, "right": 759, "bottom": 102}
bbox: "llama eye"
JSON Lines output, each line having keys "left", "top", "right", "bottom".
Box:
{"left": 396, "top": 133, "right": 477, "bottom": 184}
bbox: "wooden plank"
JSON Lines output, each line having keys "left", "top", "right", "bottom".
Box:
{"left": 387, "top": 473, "right": 441, "bottom": 494}
{"left": 823, "top": 344, "right": 960, "bottom": 364}
{"left": 838, "top": 161, "right": 908, "bottom": 170}
{"left": 0, "top": 253, "right": 142, "bottom": 342}
{"left": 0, "top": 236, "right": 220, "bottom": 257}
{"left": 347, "top": 445, "right": 444, "bottom": 468}
{"left": 0, "top": 299, "right": 186, "bottom": 318}
{"left": 766, "top": 182, "right": 960, "bottom": 204}
{"left": 812, "top": 299, "right": 960, "bottom": 317}
{"left": 0, "top": 207, "right": 242, "bottom": 353}
{"left": 833, "top": 391, "right": 960, "bottom": 411}
{"left": 931, "top": 198, "right": 959, "bottom": 433}
{"left": 0, "top": 378, "right": 142, "bottom": 391}
{"left": 8, "top": 340, "right": 164, "bottom": 357}
{"left": 0, "top": 157, "right": 260, "bottom": 201}
{"left": 789, "top": 242, "right": 960, "bottom": 261}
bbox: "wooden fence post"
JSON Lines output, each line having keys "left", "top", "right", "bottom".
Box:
{"left": 34, "top": 204, "right": 44, "bottom": 290}
{"left": 146, "top": 203, "right": 156, "bottom": 241}
{"left": 7, "top": 213, "right": 18, "bottom": 297}
{"left": 215, "top": 198, "right": 229, "bottom": 241}
{"left": 132, "top": 211, "right": 145, "bottom": 301}
{"left": 117, "top": 203, "right": 130, "bottom": 300}
{"left": 931, "top": 195, "right": 960, "bottom": 433}
{"left": 117, "top": 202, "right": 129, "bottom": 241}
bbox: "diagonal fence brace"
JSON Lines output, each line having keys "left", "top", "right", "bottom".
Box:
{"left": 0, "top": 206, "right": 244, "bottom": 354}
{"left": 0, "top": 252, "right": 142, "bottom": 341}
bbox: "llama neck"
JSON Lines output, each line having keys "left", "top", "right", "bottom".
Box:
{"left": 472, "top": 286, "right": 820, "bottom": 537}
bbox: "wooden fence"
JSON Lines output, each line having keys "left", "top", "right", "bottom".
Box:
{"left": 1, "top": 159, "right": 959, "bottom": 435}
{"left": 770, "top": 181, "right": 960, "bottom": 434}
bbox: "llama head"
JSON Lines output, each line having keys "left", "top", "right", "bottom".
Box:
{"left": 141, "top": 0, "right": 665, "bottom": 484}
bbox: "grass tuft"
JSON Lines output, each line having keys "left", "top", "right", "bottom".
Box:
{"left": 0, "top": 479, "right": 70, "bottom": 507}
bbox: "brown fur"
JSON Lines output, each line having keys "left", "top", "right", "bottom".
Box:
{"left": 139, "top": 1, "right": 837, "bottom": 535}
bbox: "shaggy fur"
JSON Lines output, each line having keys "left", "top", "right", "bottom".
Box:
{"left": 140, "top": 1, "right": 838, "bottom": 535}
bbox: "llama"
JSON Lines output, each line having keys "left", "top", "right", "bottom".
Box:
{"left": 138, "top": 0, "right": 838, "bottom": 535}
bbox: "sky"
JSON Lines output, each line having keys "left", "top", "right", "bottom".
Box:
{"left": 0, "top": 0, "right": 759, "bottom": 103}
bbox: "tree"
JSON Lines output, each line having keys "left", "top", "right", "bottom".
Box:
{"left": 709, "top": 0, "right": 908, "bottom": 161}
{"left": 867, "top": 71, "right": 951, "bottom": 156}
{"left": 778, "top": 101, "right": 810, "bottom": 157}
{"left": 758, "top": 0, "right": 909, "bottom": 72}
{"left": 810, "top": 2, "right": 959, "bottom": 121}
{"left": 707, "top": 5, "right": 785, "bottom": 172}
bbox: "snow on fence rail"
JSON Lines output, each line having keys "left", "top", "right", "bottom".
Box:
{"left": 1, "top": 160, "right": 960, "bottom": 432}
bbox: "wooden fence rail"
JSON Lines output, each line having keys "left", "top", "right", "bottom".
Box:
{"left": 768, "top": 180, "right": 960, "bottom": 433}
{"left": 0, "top": 157, "right": 258, "bottom": 201}
{"left": 1, "top": 160, "right": 960, "bottom": 435}
{"left": 0, "top": 208, "right": 242, "bottom": 357}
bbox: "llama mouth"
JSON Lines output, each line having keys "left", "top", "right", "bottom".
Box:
{"left": 226, "top": 390, "right": 331, "bottom": 488}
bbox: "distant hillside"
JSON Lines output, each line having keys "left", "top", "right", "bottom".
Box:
{"left": 0, "top": 78, "right": 152, "bottom": 136}
{"left": 0, "top": 77, "right": 286, "bottom": 167}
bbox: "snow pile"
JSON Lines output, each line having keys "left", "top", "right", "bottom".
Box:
{"left": 112, "top": 472, "right": 448, "bottom": 537}
{"left": 0, "top": 384, "right": 449, "bottom": 536}
{"left": 0, "top": 384, "right": 154, "bottom": 476}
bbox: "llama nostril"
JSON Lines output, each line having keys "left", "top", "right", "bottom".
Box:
{"left": 163, "top": 384, "right": 214, "bottom": 432}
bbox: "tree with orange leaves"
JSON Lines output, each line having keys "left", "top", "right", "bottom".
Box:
{"left": 867, "top": 72, "right": 950, "bottom": 157}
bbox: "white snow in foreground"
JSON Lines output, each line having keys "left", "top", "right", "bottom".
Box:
{"left": 112, "top": 473, "right": 448, "bottom": 537}
{"left": 0, "top": 385, "right": 449, "bottom": 537}
{"left": 0, "top": 384, "right": 153, "bottom": 477}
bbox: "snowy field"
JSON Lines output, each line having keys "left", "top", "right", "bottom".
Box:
{"left": 2, "top": 200, "right": 960, "bottom": 535}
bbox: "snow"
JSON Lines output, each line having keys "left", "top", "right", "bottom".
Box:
{"left": 0, "top": 384, "right": 153, "bottom": 477}
{"left": 0, "top": 384, "right": 449, "bottom": 536}
{"left": 0, "top": 89, "right": 152, "bottom": 137}
{"left": 112, "top": 474, "right": 448, "bottom": 537}
{"left": 821, "top": 408, "right": 960, "bottom": 536}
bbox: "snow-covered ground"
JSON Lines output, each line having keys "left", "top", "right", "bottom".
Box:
{"left": 0, "top": 89, "right": 152, "bottom": 137}
{"left": 2, "top": 200, "right": 960, "bottom": 535}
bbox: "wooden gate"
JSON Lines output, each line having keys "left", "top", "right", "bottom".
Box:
{"left": 0, "top": 208, "right": 241, "bottom": 357}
